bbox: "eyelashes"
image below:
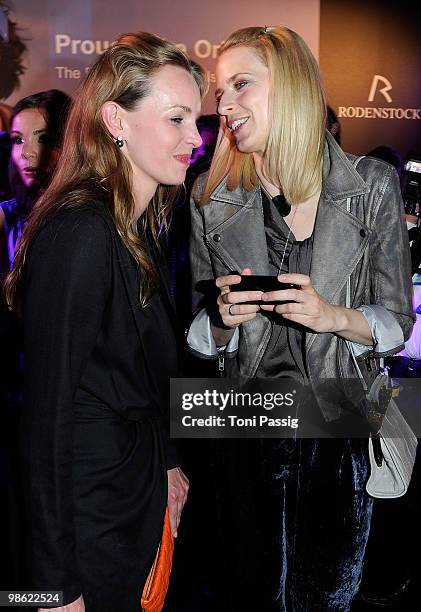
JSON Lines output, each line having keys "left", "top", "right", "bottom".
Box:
{"left": 234, "top": 80, "right": 249, "bottom": 91}
{"left": 38, "top": 134, "right": 54, "bottom": 145}
{"left": 11, "top": 134, "right": 54, "bottom": 145}
{"left": 215, "top": 79, "right": 251, "bottom": 104}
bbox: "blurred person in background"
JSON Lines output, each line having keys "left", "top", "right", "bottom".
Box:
{"left": 0, "top": 90, "right": 71, "bottom": 596}
{"left": 0, "top": 89, "right": 71, "bottom": 279}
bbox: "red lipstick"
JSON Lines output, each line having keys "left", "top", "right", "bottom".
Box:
{"left": 173, "top": 154, "right": 191, "bottom": 166}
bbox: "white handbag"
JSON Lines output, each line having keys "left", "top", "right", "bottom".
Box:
{"left": 345, "top": 191, "right": 418, "bottom": 499}
{"left": 364, "top": 371, "right": 418, "bottom": 498}
{"left": 346, "top": 300, "right": 417, "bottom": 499}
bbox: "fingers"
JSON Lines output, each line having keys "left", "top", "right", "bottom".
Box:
{"left": 214, "top": 267, "right": 252, "bottom": 290}
{"left": 274, "top": 301, "right": 311, "bottom": 315}
{"left": 215, "top": 269, "right": 259, "bottom": 327}
{"left": 261, "top": 287, "right": 304, "bottom": 304}
{"left": 38, "top": 595, "right": 85, "bottom": 612}
{"left": 177, "top": 467, "right": 190, "bottom": 498}
{"left": 219, "top": 291, "right": 263, "bottom": 306}
{"left": 271, "top": 294, "right": 319, "bottom": 317}
{"left": 260, "top": 274, "right": 311, "bottom": 306}
{"left": 259, "top": 303, "right": 275, "bottom": 312}
{"left": 167, "top": 467, "right": 189, "bottom": 538}
{"left": 215, "top": 273, "right": 242, "bottom": 290}
{"left": 278, "top": 272, "right": 311, "bottom": 287}
{"left": 224, "top": 302, "right": 260, "bottom": 316}
{"left": 269, "top": 292, "right": 337, "bottom": 333}
{"left": 168, "top": 500, "right": 178, "bottom": 539}
{"left": 217, "top": 293, "right": 260, "bottom": 327}
{"left": 226, "top": 301, "right": 261, "bottom": 315}
{"left": 260, "top": 301, "right": 307, "bottom": 314}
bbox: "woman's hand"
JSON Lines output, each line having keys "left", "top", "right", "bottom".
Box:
{"left": 216, "top": 267, "right": 262, "bottom": 329}
{"left": 38, "top": 595, "right": 85, "bottom": 612}
{"left": 167, "top": 467, "right": 189, "bottom": 538}
{"left": 260, "top": 273, "right": 373, "bottom": 344}
{"left": 260, "top": 273, "right": 344, "bottom": 333}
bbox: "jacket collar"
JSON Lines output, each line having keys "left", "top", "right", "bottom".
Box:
{"left": 210, "top": 174, "right": 258, "bottom": 208}
{"left": 210, "top": 131, "right": 369, "bottom": 206}
{"left": 322, "top": 132, "right": 369, "bottom": 201}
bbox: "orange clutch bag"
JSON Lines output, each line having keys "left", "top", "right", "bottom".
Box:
{"left": 141, "top": 507, "right": 175, "bottom": 612}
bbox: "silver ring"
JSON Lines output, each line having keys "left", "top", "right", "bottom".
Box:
{"left": 228, "top": 304, "right": 235, "bottom": 316}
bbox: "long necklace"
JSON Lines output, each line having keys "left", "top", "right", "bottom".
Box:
{"left": 260, "top": 185, "right": 298, "bottom": 276}
{"left": 278, "top": 203, "right": 298, "bottom": 276}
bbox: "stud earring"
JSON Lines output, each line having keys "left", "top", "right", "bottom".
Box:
{"left": 115, "top": 135, "right": 124, "bottom": 148}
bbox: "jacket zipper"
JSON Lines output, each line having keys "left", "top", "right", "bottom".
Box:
{"left": 366, "top": 353, "right": 373, "bottom": 372}
{"left": 217, "top": 347, "right": 225, "bottom": 376}
{"left": 203, "top": 236, "right": 235, "bottom": 376}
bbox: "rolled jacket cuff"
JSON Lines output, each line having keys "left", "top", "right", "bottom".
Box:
{"left": 187, "top": 308, "right": 239, "bottom": 359}
{"left": 351, "top": 304, "right": 405, "bottom": 358}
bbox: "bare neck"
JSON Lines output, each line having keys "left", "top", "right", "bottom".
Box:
{"left": 130, "top": 169, "right": 158, "bottom": 222}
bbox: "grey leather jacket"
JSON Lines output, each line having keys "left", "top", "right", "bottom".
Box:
{"left": 188, "top": 133, "right": 414, "bottom": 420}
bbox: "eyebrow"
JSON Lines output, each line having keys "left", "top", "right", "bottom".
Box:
{"left": 165, "top": 104, "right": 201, "bottom": 119}
{"left": 166, "top": 105, "right": 192, "bottom": 113}
{"left": 10, "top": 128, "right": 48, "bottom": 136}
{"left": 215, "top": 72, "right": 254, "bottom": 99}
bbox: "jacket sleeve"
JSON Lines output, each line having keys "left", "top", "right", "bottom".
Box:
{"left": 189, "top": 176, "right": 214, "bottom": 314}
{"left": 22, "top": 209, "right": 111, "bottom": 604}
{"left": 350, "top": 165, "right": 414, "bottom": 358}
{"left": 187, "top": 178, "right": 239, "bottom": 358}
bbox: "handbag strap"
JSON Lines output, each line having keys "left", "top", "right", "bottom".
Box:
{"left": 345, "top": 156, "right": 371, "bottom": 391}
{"left": 345, "top": 157, "right": 385, "bottom": 390}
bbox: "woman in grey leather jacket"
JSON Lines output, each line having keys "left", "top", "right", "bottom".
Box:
{"left": 188, "top": 26, "right": 413, "bottom": 612}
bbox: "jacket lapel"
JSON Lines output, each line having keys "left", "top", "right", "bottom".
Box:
{"left": 310, "top": 134, "right": 370, "bottom": 304}
{"left": 203, "top": 181, "right": 272, "bottom": 274}
{"left": 310, "top": 196, "right": 369, "bottom": 304}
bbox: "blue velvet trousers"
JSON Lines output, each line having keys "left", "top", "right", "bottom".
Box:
{"left": 214, "top": 438, "right": 373, "bottom": 611}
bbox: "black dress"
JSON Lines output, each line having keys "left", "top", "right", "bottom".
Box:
{"left": 21, "top": 202, "right": 178, "bottom": 611}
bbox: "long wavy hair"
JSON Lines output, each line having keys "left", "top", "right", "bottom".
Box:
{"left": 201, "top": 26, "right": 326, "bottom": 207}
{"left": 5, "top": 32, "right": 206, "bottom": 309}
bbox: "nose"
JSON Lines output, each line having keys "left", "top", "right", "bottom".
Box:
{"left": 217, "top": 90, "right": 235, "bottom": 116}
{"left": 188, "top": 123, "right": 203, "bottom": 150}
{"left": 22, "top": 141, "right": 37, "bottom": 160}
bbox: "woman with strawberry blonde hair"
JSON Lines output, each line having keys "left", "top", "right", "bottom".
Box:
{"left": 6, "top": 32, "right": 205, "bottom": 612}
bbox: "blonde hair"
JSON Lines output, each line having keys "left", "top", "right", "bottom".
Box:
{"left": 5, "top": 31, "right": 206, "bottom": 309}
{"left": 201, "top": 26, "right": 326, "bottom": 206}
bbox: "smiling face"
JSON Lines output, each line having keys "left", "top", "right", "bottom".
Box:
{"left": 120, "top": 64, "right": 202, "bottom": 201}
{"left": 11, "top": 108, "right": 56, "bottom": 188}
{"left": 216, "top": 45, "right": 270, "bottom": 158}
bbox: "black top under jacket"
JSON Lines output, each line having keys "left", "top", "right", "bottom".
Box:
{"left": 21, "top": 201, "right": 179, "bottom": 611}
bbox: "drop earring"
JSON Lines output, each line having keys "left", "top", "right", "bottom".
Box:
{"left": 115, "top": 135, "right": 124, "bottom": 148}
